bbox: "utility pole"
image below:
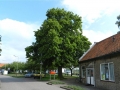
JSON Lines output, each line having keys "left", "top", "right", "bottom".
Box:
{"left": 14, "top": 55, "right": 19, "bottom": 76}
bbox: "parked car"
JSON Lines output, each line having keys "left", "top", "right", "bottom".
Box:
{"left": 33, "top": 72, "right": 45, "bottom": 79}
{"left": 24, "top": 72, "right": 34, "bottom": 78}
{"left": 65, "top": 71, "right": 71, "bottom": 75}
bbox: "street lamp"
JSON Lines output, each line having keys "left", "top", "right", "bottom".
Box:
{"left": 14, "top": 55, "right": 19, "bottom": 76}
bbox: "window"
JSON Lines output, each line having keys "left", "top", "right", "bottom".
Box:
{"left": 81, "top": 66, "right": 86, "bottom": 78}
{"left": 100, "top": 63, "right": 114, "bottom": 81}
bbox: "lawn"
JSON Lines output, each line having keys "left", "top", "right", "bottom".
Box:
{"left": 7, "top": 73, "right": 24, "bottom": 78}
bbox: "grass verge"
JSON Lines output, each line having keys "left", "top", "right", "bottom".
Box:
{"left": 60, "top": 85, "right": 84, "bottom": 90}
{"left": 7, "top": 73, "right": 24, "bottom": 78}
{"left": 47, "top": 80, "right": 65, "bottom": 84}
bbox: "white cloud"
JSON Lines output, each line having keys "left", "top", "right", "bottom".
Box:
{"left": 83, "top": 30, "right": 114, "bottom": 45}
{"left": 62, "top": 0, "right": 120, "bottom": 23}
{"left": 0, "top": 18, "right": 38, "bottom": 39}
{"left": 0, "top": 18, "right": 39, "bottom": 63}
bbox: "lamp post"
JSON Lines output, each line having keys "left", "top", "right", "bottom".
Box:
{"left": 0, "top": 35, "right": 2, "bottom": 56}
{"left": 14, "top": 55, "right": 19, "bottom": 76}
{"left": 40, "top": 61, "right": 43, "bottom": 80}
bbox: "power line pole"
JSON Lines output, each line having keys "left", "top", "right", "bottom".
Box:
{"left": 14, "top": 55, "right": 19, "bottom": 76}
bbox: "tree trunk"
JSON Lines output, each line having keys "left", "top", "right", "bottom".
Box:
{"left": 58, "top": 66, "right": 63, "bottom": 79}
{"left": 70, "top": 68, "right": 72, "bottom": 76}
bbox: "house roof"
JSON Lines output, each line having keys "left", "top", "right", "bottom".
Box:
{"left": 79, "top": 32, "right": 120, "bottom": 62}
{"left": 0, "top": 63, "right": 5, "bottom": 67}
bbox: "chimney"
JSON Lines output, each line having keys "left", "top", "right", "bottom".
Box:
{"left": 112, "top": 36, "right": 115, "bottom": 42}
{"left": 94, "top": 42, "right": 97, "bottom": 44}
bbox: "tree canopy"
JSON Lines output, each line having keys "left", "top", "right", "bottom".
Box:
{"left": 115, "top": 15, "right": 120, "bottom": 28}
{"left": 25, "top": 8, "right": 91, "bottom": 79}
{"left": 4, "top": 61, "right": 26, "bottom": 73}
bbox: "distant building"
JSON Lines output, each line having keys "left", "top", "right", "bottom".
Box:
{"left": 0, "top": 63, "right": 5, "bottom": 69}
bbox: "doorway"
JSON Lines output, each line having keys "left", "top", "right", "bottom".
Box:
{"left": 86, "top": 68, "right": 94, "bottom": 85}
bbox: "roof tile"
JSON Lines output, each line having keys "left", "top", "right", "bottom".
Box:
{"left": 80, "top": 33, "right": 120, "bottom": 62}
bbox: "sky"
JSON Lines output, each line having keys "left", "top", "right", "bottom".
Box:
{"left": 0, "top": 0, "right": 120, "bottom": 64}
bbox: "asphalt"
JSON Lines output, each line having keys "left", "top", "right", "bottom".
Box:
{"left": 0, "top": 80, "right": 1, "bottom": 90}
{"left": 0, "top": 75, "right": 105, "bottom": 90}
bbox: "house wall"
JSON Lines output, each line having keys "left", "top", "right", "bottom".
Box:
{"left": 95, "top": 55, "right": 120, "bottom": 90}
{"left": 79, "top": 61, "right": 93, "bottom": 84}
{"left": 79, "top": 54, "right": 120, "bottom": 90}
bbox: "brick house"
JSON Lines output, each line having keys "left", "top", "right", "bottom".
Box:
{"left": 79, "top": 32, "right": 120, "bottom": 90}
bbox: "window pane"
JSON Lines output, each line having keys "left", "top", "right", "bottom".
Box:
{"left": 100, "top": 63, "right": 114, "bottom": 81}
{"left": 105, "top": 64, "right": 109, "bottom": 80}
{"left": 83, "top": 69, "right": 86, "bottom": 77}
{"left": 91, "top": 69, "right": 93, "bottom": 76}
{"left": 109, "top": 63, "right": 114, "bottom": 81}
{"left": 101, "top": 64, "right": 105, "bottom": 80}
{"left": 81, "top": 66, "right": 85, "bottom": 78}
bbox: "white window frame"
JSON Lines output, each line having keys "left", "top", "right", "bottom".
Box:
{"left": 100, "top": 62, "right": 114, "bottom": 81}
{"left": 81, "top": 66, "right": 86, "bottom": 78}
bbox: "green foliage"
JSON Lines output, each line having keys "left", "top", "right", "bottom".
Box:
{"left": 115, "top": 15, "right": 120, "bottom": 28}
{"left": 5, "top": 61, "right": 26, "bottom": 72}
{"left": 25, "top": 8, "right": 91, "bottom": 78}
{"left": 25, "top": 59, "right": 38, "bottom": 71}
{"left": 7, "top": 73, "right": 24, "bottom": 78}
{"left": 25, "top": 42, "right": 39, "bottom": 62}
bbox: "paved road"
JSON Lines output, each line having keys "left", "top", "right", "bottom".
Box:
{"left": 0, "top": 75, "right": 63, "bottom": 90}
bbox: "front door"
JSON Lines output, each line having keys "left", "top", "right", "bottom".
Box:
{"left": 86, "top": 68, "right": 94, "bottom": 85}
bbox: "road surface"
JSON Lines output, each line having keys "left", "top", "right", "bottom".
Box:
{"left": 0, "top": 75, "right": 63, "bottom": 90}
